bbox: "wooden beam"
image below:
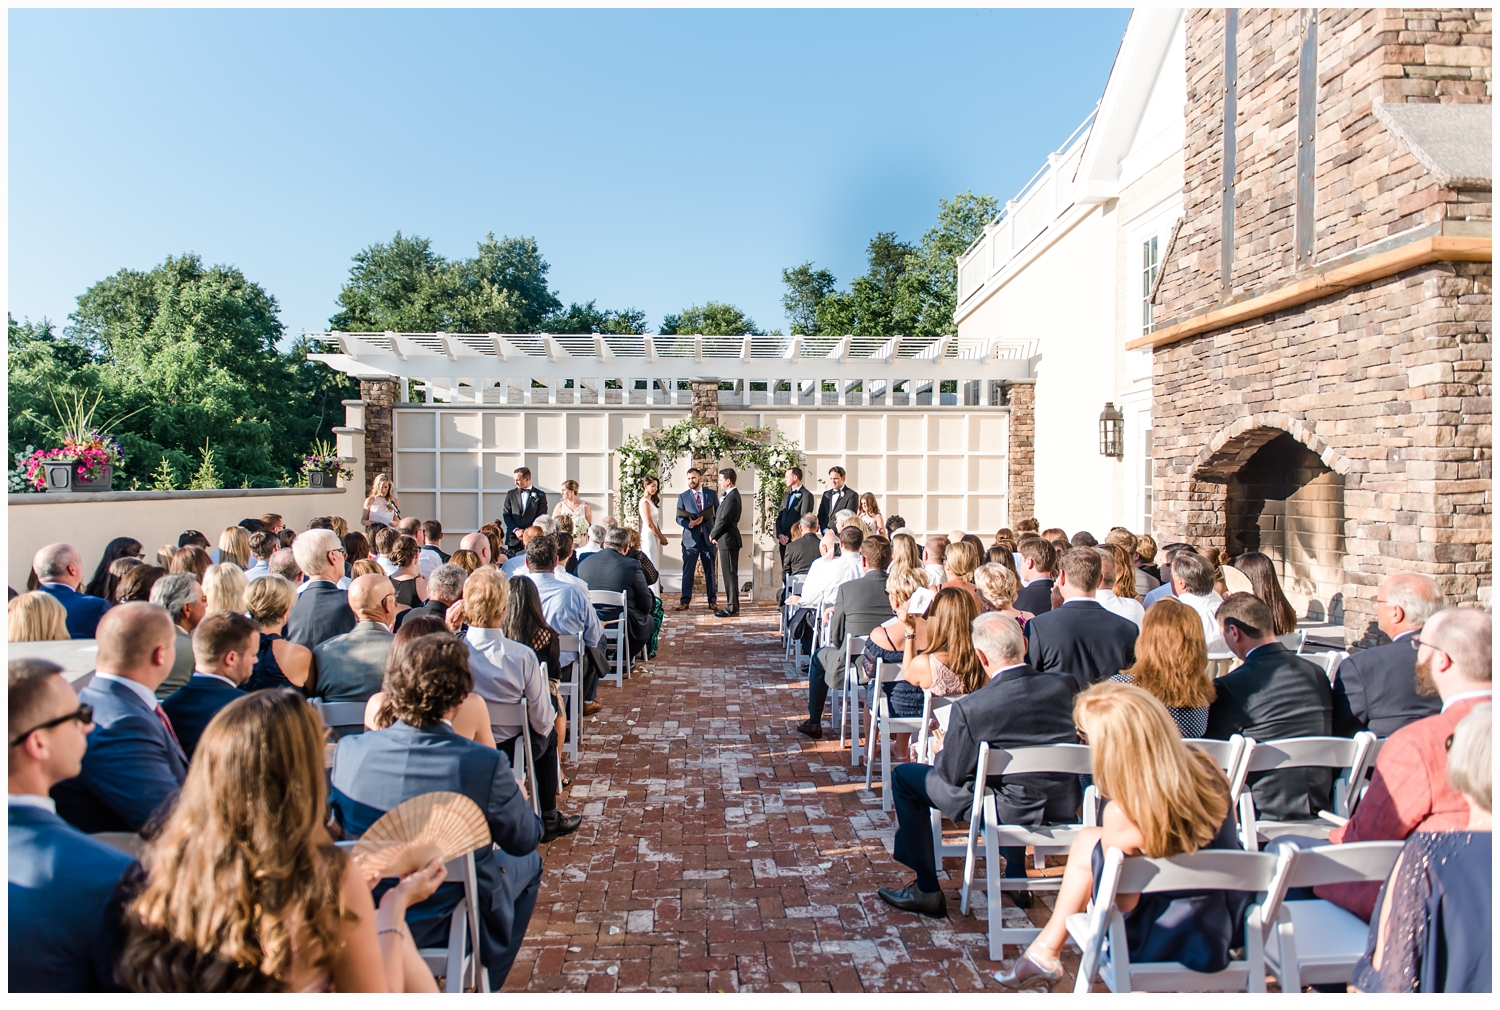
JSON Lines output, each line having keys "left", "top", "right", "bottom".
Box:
{"left": 1126, "top": 235, "right": 1492, "bottom": 351}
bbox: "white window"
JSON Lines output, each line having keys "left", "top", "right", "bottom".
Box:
{"left": 1141, "top": 236, "right": 1160, "bottom": 335}
{"left": 1141, "top": 427, "right": 1154, "bottom": 533}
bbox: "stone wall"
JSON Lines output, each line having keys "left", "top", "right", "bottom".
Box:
{"left": 1002, "top": 380, "right": 1036, "bottom": 525}
{"left": 359, "top": 378, "right": 398, "bottom": 495}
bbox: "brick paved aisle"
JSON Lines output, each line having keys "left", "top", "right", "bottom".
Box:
{"left": 503, "top": 601, "right": 1081, "bottom": 993}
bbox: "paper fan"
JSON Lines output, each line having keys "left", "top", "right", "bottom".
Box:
{"left": 351, "top": 791, "right": 489, "bottom": 878}
{"left": 1221, "top": 564, "right": 1254, "bottom": 596}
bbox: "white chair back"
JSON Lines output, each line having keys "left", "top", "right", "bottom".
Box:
{"left": 1278, "top": 629, "right": 1307, "bottom": 653}
{"left": 1235, "top": 733, "right": 1375, "bottom": 849}
{"left": 1303, "top": 649, "right": 1349, "bottom": 683}
{"left": 484, "top": 698, "right": 542, "bottom": 816}
{"left": 1183, "top": 735, "right": 1246, "bottom": 782}
{"left": 835, "top": 635, "right": 869, "bottom": 764}
{"left": 557, "top": 634, "right": 583, "bottom": 760}
{"left": 589, "top": 589, "right": 630, "bottom": 686}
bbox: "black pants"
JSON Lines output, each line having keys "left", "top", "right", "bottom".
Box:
{"left": 718, "top": 542, "right": 740, "bottom": 613}
{"left": 573, "top": 645, "right": 606, "bottom": 703}
{"left": 498, "top": 727, "right": 561, "bottom": 815}
{"left": 680, "top": 539, "right": 716, "bottom": 606}
{"left": 891, "top": 762, "right": 1028, "bottom": 892}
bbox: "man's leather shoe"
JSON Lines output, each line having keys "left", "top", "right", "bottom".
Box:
{"left": 541, "top": 812, "right": 582, "bottom": 843}
{"left": 583, "top": 700, "right": 602, "bottom": 716}
{"left": 1010, "top": 889, "right": 1035, "bottom": 909}
{"left": 876, "top": 882, "right": 947, "bottom": 918}
{"left": 795, "top": 720, "right": 822, "bottom": 739}
{"left": 672, "top": 602, "right": 690, "bottom": 612}
{"left": 714, "top": 608, "right": 738, "bottom": 618}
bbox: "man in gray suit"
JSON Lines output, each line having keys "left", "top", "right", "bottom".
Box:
{"left": 311, "top": 573, "right": 397, "bottom": 705}
{"left": 149, "top": 573, "right": 206, "bottom": 698}
{"left": 798, "top": 536, "right": 895, "bottom": 739}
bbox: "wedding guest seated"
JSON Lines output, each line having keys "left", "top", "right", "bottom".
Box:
{"left": 395, "top": 562, "right": 464, "bottom": 630}
{"left": 115, "top": 564, "right": 167, "bottom": 605}
{"left": 1333, "top": 573, "right": 1444, "bottom": 737}
{"left": 798, "top": 536, "right": 894, "bottom": 740}
{"left": 974, "top": 564, "right": 1032, "bottom": 627}
{"left": 168, "top": 545, "right": 211, "bottom": 583}
{"left": 1143, "top": 543, "right": 1196, "bottom": 609}
{"left": 550, "top": 531, "right": 584, "bottom": 584}
{"left": 51, "top": 603, "right": 187, "bottom": 833}
{"left": 1319, "top": 607, "right": 1491, "bottom": 921}
{"left": 277, "top": 528, "right": 297, "bottom": 551}
{"left": 462, "top": 568, "right": 581, "bottom": 842}
{"left": 577, "top": 526, "right": 653, "bottom": 655}
{"left": 160, "top": 612, "right": 260, "bottom": 759}
{"left": 420, "top": 519, "right": 449, "bottom": 565}
{"left": 311, "top": 574, "right": 398, "bottom": 707}
{"left": 922, "top": 536, "right": 948, "bottom": 587}
{"left": 149, "top": 574, "right": 205, "bottom": 698}
{"left": 372, "top": 527, "right": 402, "bottom": 576}
{"left": 268, "top": 547, "right": 303, "bottom": 587}
{"left": 1134, "top": 533, "right": 1161, "bottom": 586}
{"left": 1111, "top": 598, "right": 1216, "bottom": 737}
{"left": 782, "top": 515, "right": 822, "bottom": 577}
{"left": 8, "top": 591, "right": 70, "bottom": 643}
{"left": 575, "top": 524, "right": 606, "bottom": 559}
{"left": 332, "top": 636, "right": 544, "bottom": 989}
{"left": 625, "top": 528, "right": 659, "bottom": 589}
{"left": 387, "top": 536, "right": 428, "bottom": 610}
{"left": 522, "top": 537, "right": 601, "bottom": 695}
{"left": 1166, "top": 552, "right": 1225, "bottom": 654}
{"left": 244, "top": 531, "right": 277, "bottom": 581}
{"left": 1353, "top": 703, "right": 1491, "bottom": 993}
{"left": 363, "top": 617, "right": 495, "bottom": 746}
{"left": 284, "top": 529, "right": 356, "bottom": 649}
{"left": 994, "top": 681, "right": 1248, "bottom": 990}
{"left": 458, "top": 532, "right": 493, "bottom": 568}
{"left": 1094, "top": 545, "right": 1145, "bottom": 628}
{"left": 985, "top": 544, "right": 1020, "bottom": 577}
{"left": 875, "top": 612, "right": 1079, "bottom": 918}
{"left": 1024, "top": 547, "right": 1138, "bottom": 693}
{"left": 243, "top": 575, "right": 311, "bottom": 691}
{"left": 121, "top": 690, "right": 445, "bottom": 991}
{"left": 938, "top": 540, "right": 987, "bottom": 612}
{"left": 1013, "top": 537, "right": 1057, "bottom": 616}
{"left": 1070, "top": 530, "right": 1098, "bottom": 548}
{"left": 101, "top": 558, "right": 144, "bottom": 605}
{"left": 505, "top": 578, "right": 576, "bottom": 748}
{"left": 9, "top": 659, "right": 137, "bottom": 992}
{"left": 1205, "top": 592, "right": 1333, "bottom": 820}
{"left": 859, "top": 567, "right": 931, "bottom": 725}
{"left": 32, "top": 543, "right": 111, "bottom": 639}
{"left": 203, "top": 562, "right": 249, "bottom": 616}
{"left": 84, "top": 538, "right": 144, "bottom": 600}
{"left": 1231, "top": 551, "right": 1299, "bottom": 637}
{"left": 890, "top": 585, "right": 984, "bottom": 727}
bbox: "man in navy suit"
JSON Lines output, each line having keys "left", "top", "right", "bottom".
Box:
{"left": 331, "top": 635, "right": 544, "bottom": 990}
{"left": 1332, "top": 573, "right": 1445, "bottom": 737}
{"left": 673, "top": 467, "right": 719, "bottom": 612}
{"left": 10, "top": 658, "right": 137, "bottom": 992}
{"left": 283, "top": 528, "right": 357, "bottom": 651}
{"left": 1013, "top": 537, "right": 1058, "bottom": 616}
{"left": 1024, "top": 547, "right": 1138, "bottom": 693}
{"left": 51, "top": 603, "right": 189, "bottom": 833}
{"left": 32, "top": 543, "right": 111, "bottom": 639}
{"left": 160, "top": 611, "right": 259, "bottom": 760}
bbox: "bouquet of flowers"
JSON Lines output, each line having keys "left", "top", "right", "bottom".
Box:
{"left": 22, "top": 434, "right": 124, "bottom": 490}
{"left": 300, "top": 439, "right": 354, "bottom": 482}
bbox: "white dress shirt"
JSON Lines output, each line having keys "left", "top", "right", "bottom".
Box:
{"left": 376, "top": 555, "right": 399, "bottom": 576}
{"left": 501, "top": 554, "right": 529, "bottom": 578}
{"left": 297, "top": 575, "right": 351, "bottom": 595}
{"left": 552, "top": 564, "right": 587, "bottom": 591}
{"left": 798, "top": 553, "right": 861, "bottom": 612}
{"left": 464, "top": 626, "right": 555, "bottom": 734}
{"left": 93, "top": 672, "right": 161, "bottom": 710}
{"left": 8, "top": 793, "right": 57, "bottom": 813}
{"left": 244, "top": 558, "right": 272, "bottom": 581}
{"left": 1178, "top": 590, "right": 1227, "bottom": 655}
{"left": 924, "top": 563, "right": 949, "bottom": 588}
{"left": 1143, "top": 581, "right": 1176, "bottom": 609}
{"left": 417, "top": 547, "right": 441, "bottom": 579}
{"left": 1095, "top": 589, "right": 1145, "bottom": 628}
{"left": 189, "top": 671, "right": 238, "bottom": 688}
{"left": 1442, "top": 689, "right": 1493, "bottom": 713}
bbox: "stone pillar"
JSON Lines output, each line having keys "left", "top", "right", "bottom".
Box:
{"left": 1004, "top": 380, "right": 1036, "bottom": 526}
{"left": 689, "top": 378, "right": 720, "bottom": 471}
{"left": 360, "top": 378, "right": 398, "bottom": 495}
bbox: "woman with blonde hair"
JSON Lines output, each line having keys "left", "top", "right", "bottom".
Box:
{"left": 218, "top": 527, "right": 251, "bottom": 570}
{"left": 362, "top": 474, "right": 400, "bottom": 527}
{"left": 973, "top": 563, "right": 1034, "bottom": 627}
{"left": 1112, "top": 597, "right": 1216, "bottom": 737}
{"left": 553, "top": 479, "right": 592, "bottom": 530}
{"left": 350, "top": 559, "right": 383, "bottom": 578}
{"left": 939, "top": 539, "right": 988, "bottom": 611}
{"left": 116, "top": 690, "right": 445, "bottom": 991}
{"left": 995, "top": 680, "right": 1245, "bottom": 990}
{"left": 888, "top": 531, "right": 923, "bottom": 580}
{"left": 156, "top": 544, "right": 178, "bottom": 569}
{"left": 449, "top": 549, "right": 481, "bottom": 575}
{"left": 203, "top": 563, "right": 249, "bottom": 616}
{"left": 8, "top": 591, "right": 70, "bottom": 643}
{"left": 859, "top": 566, "right": 932, "bottom": 754}
{"left": 244, "top": 576, "right": 311, "bottom": 690}
{"left": 857, "top": 492, "right": 886, "bottom": 538}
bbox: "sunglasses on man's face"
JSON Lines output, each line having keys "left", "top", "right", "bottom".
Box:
{"left": 10, "top": 704, "right": 94, "bottom": 748}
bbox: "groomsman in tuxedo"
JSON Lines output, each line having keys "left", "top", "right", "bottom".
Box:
{"left": 674, "top": 467, "right": 718, "bottom": 612}
{"left": 816, "top": 466, "right": 859, "bottom": 533}
{"left": 776, "top": 467, "right": 817, "bottom": 560}
{"left": 502, "top": 467, "right": 549, "bottom": 557}
{"left": 711, "top": 468, "right": 744, "bottom": 618}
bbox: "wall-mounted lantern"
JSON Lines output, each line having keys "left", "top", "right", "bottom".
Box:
{"left": 1099, "top": 402, "right": 1125, "bottom": 459}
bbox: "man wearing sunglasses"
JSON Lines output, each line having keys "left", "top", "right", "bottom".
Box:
{"left": 50, "top": 602, "right": 188, "bottom": 835}
{"left": 9, "top": 658, "right": 137, "bottom": 992}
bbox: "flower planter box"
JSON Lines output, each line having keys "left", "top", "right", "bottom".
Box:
{"left": 308, "top": 471, "right": 334, "bottom": 488}
{"left": 42, "top": 462, "right": 112, "bottom": 492}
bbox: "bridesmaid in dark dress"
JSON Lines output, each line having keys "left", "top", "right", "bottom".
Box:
{"left": 996, "top": 680, "right": 1249, "bottom": 991}
{"left": 1355, "top": 703, "right": 1491, "bottom": 993}
{"left": 243, "top": 575, "right": 312, "bottom": 692}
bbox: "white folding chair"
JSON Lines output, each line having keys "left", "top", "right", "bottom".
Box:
{"left": 1304, "top": 650, "right": 1350, "bottom": 684}
{"left": 1345, "top": 736, "right": 1385, "bottom": 817}
{"left": 780, "top": 573, "right": 806, "bottom": 656}
{"left": 1206, "top": 656, "right": 1236, "bottom": 678}
{"left": 1259, "top": 841, "right": 1405, "bottom": 992}
{"left": 959, "top": 742, "right": 1097, "bottom": 958}
{"left": 484, "top": 698, "right": 543, "bottom": 816}
{"left": 589, "top": 589, "right": 630, "bottom": 686}
{"left": 832, "top": 634, "right": 867, "bottom": 765}
{"left": 1069, "top": 847, "right": 1279, "bottom": 993}
{"left": 1183, "top": 736, "right": 1248, "bottom": 798}
{"left": 310, "top": 698, "right": 369, "bottom": 737}
{"left": 1235, "top": 733, "right": 1376, "bottom": 851}
{"left": 1278, "top": 629, "right": 1307, "bottom": 654}
{"left": 862, "top": 661, "right": 923, "bottom": 810}
{"left": 337, "top": 840, "right": 488, "bottom": 992}
{"left": 556, "top": 634, "right": 582, "bottom": 761}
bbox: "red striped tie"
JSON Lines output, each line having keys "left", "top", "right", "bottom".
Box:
{"left": 154, "top": 705, "right": 186, "bottom": 758}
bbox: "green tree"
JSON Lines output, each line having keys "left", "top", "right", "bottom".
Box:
{"left": 544, "top": 300, "right": 649, "bottom": 335}
{"left": 780, "top": 263, "right": 837, "bottom": 335}
{"left": 814, "top": 232, "right": 918, "bottom": 336}
{"left": 659, "top": 301, "right": 763, "bottom": 336}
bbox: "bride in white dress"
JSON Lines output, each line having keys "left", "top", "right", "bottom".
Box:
{"left": 638, "top": 477, "right": 667, "bottom": 577}
{"left": 553, "top": 479, "right": 592, "bottom": 534}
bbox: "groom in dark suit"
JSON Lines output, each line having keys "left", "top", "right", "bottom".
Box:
{"left": 816, "top": 466, "right": 859, "bottom": 533}
{"left": 711, "top": 468, "right": 744, "bottom": 618}
{"left": 776, "top": 467, "right": 817, "bottom": 558}
{"left": 674, "top": 467, "right": 718, "bottom": 612}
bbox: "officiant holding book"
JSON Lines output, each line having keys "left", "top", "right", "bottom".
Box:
{"left": 674, "top": 467, "right": 718, "bottom": 612}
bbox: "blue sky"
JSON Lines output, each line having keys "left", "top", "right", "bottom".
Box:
{"left": 8, "top": 7, "right": 1130, "bottom": 338}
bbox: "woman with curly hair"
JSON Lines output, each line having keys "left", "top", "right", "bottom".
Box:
{"left": 363, "top": 617, "right": 494, "bottom": 746}
{"left": 116, "top": 689, "right": 445, "bottom": 991}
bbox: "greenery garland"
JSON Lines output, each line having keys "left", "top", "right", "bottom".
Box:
{"left": 614, "top": 418, "right": 803, "bottom": 540}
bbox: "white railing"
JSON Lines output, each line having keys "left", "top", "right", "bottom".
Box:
{"left": 955, "top": 109, "right": 1097, "bottom": 310}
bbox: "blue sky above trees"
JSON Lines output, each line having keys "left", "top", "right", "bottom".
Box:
{"left": 9, "top": 7, "right": 1130, "bottom": 338}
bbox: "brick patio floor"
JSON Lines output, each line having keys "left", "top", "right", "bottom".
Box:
{"left": 503, "top": 601, "right": 1089, "bottom": 993}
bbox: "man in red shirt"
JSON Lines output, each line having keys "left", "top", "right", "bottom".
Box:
{"left": 1319, "top": 607, "right": 1492, "bottom": 920}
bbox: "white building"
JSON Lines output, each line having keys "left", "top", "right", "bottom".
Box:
{"left": 954, "top": 8, "right": 1185, "bottom": 536}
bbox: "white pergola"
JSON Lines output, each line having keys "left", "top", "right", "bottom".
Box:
{"left": 307, "top": 331, "right": 1037, "bottom": 408}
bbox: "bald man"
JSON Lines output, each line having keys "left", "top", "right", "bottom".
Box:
{"left": 310, "top": 574, "right": 398, "bottom": 710}
{"left": 1334, "top": 573, "right": 1446, "bottom": 737}
{"left": 33, "top": 543, "right": 111, "bottom": 639}
{"left": 459, "top": 532, "right": 492, "bottom": 568}
{"left": 51, "top": 603, "right": 188, "bottom": 833}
